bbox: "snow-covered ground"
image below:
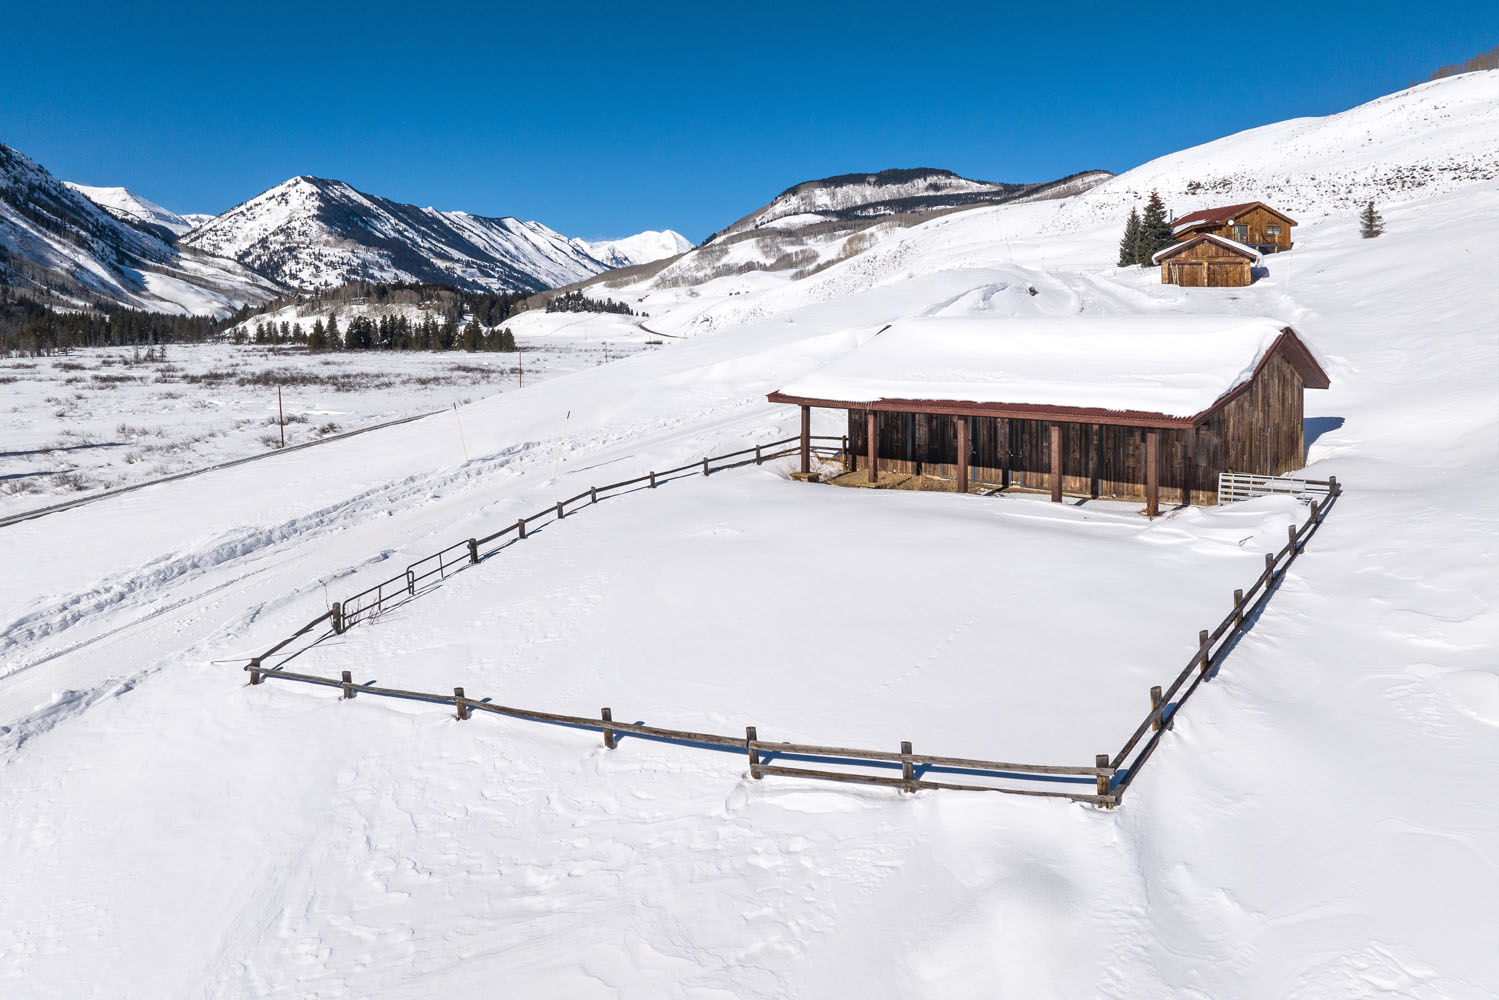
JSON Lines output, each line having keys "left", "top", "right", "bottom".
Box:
{"left": 1, "top": 336, "right": 659, "bottom": 514}
{"left": 1, "top": 73, "right": 1496, "bottom": 998}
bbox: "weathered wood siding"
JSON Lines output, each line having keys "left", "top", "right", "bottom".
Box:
{"left": 1159, "top": 239, "right": 1253, "bottom": 287}
{"left": 845, "top": 353, "right": 1307, "bottom": 505}
{"left": 1181, "top": 204, "right": 1295, "bottom": 250}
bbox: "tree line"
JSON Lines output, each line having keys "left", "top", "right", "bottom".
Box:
{"left": 237, "top": 312, "right": 518, "bottom": 353}
{"left": 544, "top": 289, "right": 638, "bottom": 315}
{"left": 0, "top": 293, "right": 222, "bottom": 355}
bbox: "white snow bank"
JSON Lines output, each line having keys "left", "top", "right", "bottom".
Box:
{"left": 774, "top": 315, "right": 1307, "bottom": 418}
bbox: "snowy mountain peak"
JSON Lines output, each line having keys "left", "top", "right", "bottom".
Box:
{"left": 571, "top": 229, "right": 694, "bottom": 269}
{"left": 64, "top": 183, "right": 199, "bottom": 237}
{"left": 0, "top": 142, "right": 278, "bottom": 315}
{"left": 183, "top": 175, "right": 617, "bottom": 293}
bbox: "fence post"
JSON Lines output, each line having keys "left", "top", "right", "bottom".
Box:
{"left": 467, "top": 538, "right": 479, "bottom": 564}
{"left": 900, "top": 740, "right": 915, "bottom": 793}
{"left": 1150, "top": 685, "right": 1163, "bottom": 731}
{"left": 454, "top": 687, "right": 469, "bottom": 721}
{"left": 746, "top": 725, "right": 760, "bottom": 778}
{"left": 702, "top": 457, "right": 710, "bottom": 477}
{"left": 330, "top": 602, "right": 343, "bottom": 634}
{"left": 842, "top": 435, "right": 849, "bottom": 469}
{"left": 755, "top": 445, "right": 762, "bottom": 465}
{"left": 249, "top": 658, "right": 263, "bottom": 685}
{"left": 590, "top": 486, "right": 598, "bottom": 504}
{"left": 1329, "top": 475, "right": 1338, "bottom": 497}
{"left": 1198, "top": 629, "right": 1211, "bottom": 675}
{"left": 341, "top": 670, "right": 355, "bottom": 699}
{"left": 1288, "top": 523, "right": 1298, "bottom": 554}
{"left": 1234, "top": 588, "right": 1245, "bottom": 628}
{"left": 649, "top": 471, "right": 656, "bottom": 488}
{"left": 1265, "top": 552, "right": 1275, "bottom": 580}
{"left": 601, "top": 707, "right": 615, "bottom": 749}
{"left": 517, "top": 518, "right": 526, "bottom": 539}
{"left": 556, "top": 501, "right": 564, "bottom": 520}
{"left": 1096, "top": 754, "right": 1111, "bottom": 804}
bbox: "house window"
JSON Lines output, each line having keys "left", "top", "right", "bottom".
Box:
{"left": 1267, "top": 225, "right": 1281, "bottom": 238}
{"left": 1232, "top": 224, "right": 1249, "bottom": 242}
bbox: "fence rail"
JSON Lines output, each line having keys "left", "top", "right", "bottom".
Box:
{"left": 1218, "top": 471, "right": 1334, "bottom": 503}
{"left": 240, "top": 434, "right": 1341, "bottom": 809}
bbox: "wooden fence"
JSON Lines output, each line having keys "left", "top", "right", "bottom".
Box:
{"left": 240, "top": 438, "right": 1342, "bottom": 809}
{"left": 1217, "top": 471, "right": 1334, "bottom": 503}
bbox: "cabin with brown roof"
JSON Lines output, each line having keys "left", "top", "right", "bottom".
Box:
{"left": 766, "top": 316, "right": 1330, "bottom": 512}
{"left": 1153, "top": 234, "right": 1259, "bottom": 287}
{"left": 1172, "top": 201, "right": 1296, "bottom": 254}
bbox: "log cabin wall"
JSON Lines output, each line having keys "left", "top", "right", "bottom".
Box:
{"left": 1196, "top": 205, "right": 1294, "bottom": 250}
{"left": 844, "top": 351, "right": 1307, "bottom": 505}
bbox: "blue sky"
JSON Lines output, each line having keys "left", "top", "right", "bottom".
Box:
{"left": 1, "top": 2, "right": 1493, "bottom": 241}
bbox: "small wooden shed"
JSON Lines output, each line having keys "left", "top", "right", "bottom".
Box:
{"left": 767, "top": 316, "right": 1330, "bottom": 512}
{"left": 1153, "top": 234, "right": 1259, "bottom": 287}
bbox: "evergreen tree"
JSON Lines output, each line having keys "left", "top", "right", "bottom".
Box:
{"left": 1117, "top": 207, "right": 1141, "bottom": 268}
{"left": 499, "top": 327, "right": 516, "bottom": 352}
{"left": 307, "top": 321, "right": 326, "bottom": 352}
{"left": 462, "top": 320, "right": 482, "bottom": 352}
{"left": 1135, "top": 191, "right": 1174, "bottom": 265}
{"left": 1359, "top": 201, "right": 1385, "bottom": 239}
{"left": 325, "top": 314, "right": 340, "bottom": 350}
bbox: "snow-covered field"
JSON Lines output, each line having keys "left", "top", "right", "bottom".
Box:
{"left": 1, "top": 73, "right": 1496, "bottom": 998}
{"left": 1, "top": 335, "right": 658, "bottom": 514}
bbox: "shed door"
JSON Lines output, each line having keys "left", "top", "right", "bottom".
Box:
{"left": 1173, "top": 261, "right": 1207, "bottom": 287}
{"left": 1207, "top": 261, "right": 1242, "bottom": 287}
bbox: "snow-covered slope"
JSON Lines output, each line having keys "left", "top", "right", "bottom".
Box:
{"left": 572, "top": 228, "right": 693, "bottom": 268}
{"left": 2, "top": 73, "right": 1497, "bottom": 998}
{"left": 719, "top": 167, "right": 1111, "bottom": 237}
{"left": 1056, "top": 71, "right": 1499, "bottom": 228}
{"left": 184, "top": 176, "right": 616, "bottom": 294}
{"left": 0, "top": 144, "right": 281, "bottom": 315}
{"left": 64, "top": 183, "right": 198, "bottom": 237}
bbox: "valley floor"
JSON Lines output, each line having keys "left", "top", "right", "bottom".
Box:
{"left": 1, "top": 173, "right": 1495, "bottom": 997}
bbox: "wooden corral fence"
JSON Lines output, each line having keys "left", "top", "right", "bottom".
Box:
{"left": 240, "top": 437, "right": 1343, "bottom": 808}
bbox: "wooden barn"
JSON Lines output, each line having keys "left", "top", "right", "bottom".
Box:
{"left": 1171, "top": 201, "right": 1297, "bottom": 254}
{"left": 1154, "top": 234, "right": 1259, "bottom": 287}
{"left": 767, "top": 316, "right": 1330, "bottom": 513}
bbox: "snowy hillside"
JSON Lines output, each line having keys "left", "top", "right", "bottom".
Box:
{"left": 1, "top": 72, "right": 1497, "bottom": 998}
{"left": 64, "top": 183, "right": 199, "bottom": 237}
{"left": 572, "top": 228, "right": 693, "bottom": 268}
{"left": 1055, "top": 71, "right": 1499, "bottom": 228}
{"left": 0, "top": 144, "right": 280, "bottom": 315}
{"left": 184, "top": 176, "right": 618, "bottom": 294}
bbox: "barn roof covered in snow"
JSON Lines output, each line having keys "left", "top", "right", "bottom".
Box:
{"left": 1153, "top": 233, "right": 1262, "bottom": 263}
{"left": 1171, "top": 201, "right": 1298, "bottom": 235}
{"left": 767, "top": 316, "right": 1329, "bottom": 428}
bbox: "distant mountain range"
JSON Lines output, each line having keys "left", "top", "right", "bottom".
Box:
{"left": 2, "top": 143, "right": 1105, "bottom": 318}
{"left": 1, "top": 144, "right": 694, "bottom": 315}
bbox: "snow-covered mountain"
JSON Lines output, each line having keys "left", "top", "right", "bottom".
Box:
{"left": 64, "top": 183, "right": 199, "bottom": 238}
{"left": 0, "top": 144, "right": 281, "bottom": 315}
{"left": 183, "top": 176, "right": 620, "bottom": 294}
{"left": 717, "top": 167, "right": 1112, "bottom": 237}
{"left": 571, "top": 229, "right": 693, "bottom": 268}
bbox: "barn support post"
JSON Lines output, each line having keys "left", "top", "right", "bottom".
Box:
{"left": 800, "top": 405, "right": 811, "bottom": 475}
{"left": 956, "top": 415, "right": 970, "bottom": 494}
{"left": 866, "top": 409, "right": 878, "bottom": 484}
{"left": 1049, "top": 423, "right": 1062, "bottom": 503}
{"left": 1146, "top": 431, "right": 1161, "bottom": 518}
